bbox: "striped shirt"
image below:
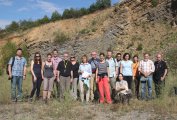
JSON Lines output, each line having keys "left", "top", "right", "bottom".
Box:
{"left": 139, "top": 59, "right": 155, "bottom": 74}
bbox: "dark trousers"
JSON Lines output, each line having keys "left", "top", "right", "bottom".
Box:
{"left": 30, "top": 77, "right": 42, "bottom": 98}
{"left": 123, "top": 76, "right": 132, "bottom": 90}
{"left": 134, "top": 76, "right": 140, "bottom": 99}
{"left": 154, "top": 79, "right": 165, "bottom": 98}
{"left": 53, "top": 80, "right": 60, "bottom": 98}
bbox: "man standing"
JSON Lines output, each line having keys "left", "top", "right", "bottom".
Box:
{"left": 139, "top": 53, "right": 155, "bottom": 100}
{"left": 8, "top": 48, "right": 27, "bottom": 102}
{"left": 106, "top": 50, "right": 118, "bottom": 96}
{"left": 52, "top": 49, "right": 62, "bottom": 98}
{"left": 57, "top": 53, "right": 73, "bottom": 100}
{"left": 153, "top": 54, "right": 168, "bottom": 98}
{"left": 115, "top": 53, "right": 122, "bottom": 75}
{"left": 88, "top": 51, "right": 100, "bottom": 101}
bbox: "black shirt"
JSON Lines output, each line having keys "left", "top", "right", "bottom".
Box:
{"left": 72, "top": 62, "right": 79, "bottom": 78}
{"left": 154, "top": 60, "right": 168, "bottom": 80}
{"left": 57, "top": 60, "right": 72, "bottom": 77}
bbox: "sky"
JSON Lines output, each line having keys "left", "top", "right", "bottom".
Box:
{"left": 0, "top": 0, "right": 119, "bottom": 28}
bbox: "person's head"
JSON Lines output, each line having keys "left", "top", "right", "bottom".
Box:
{"left": 63, "top": 52, "right": 69, "bottom": 61}
{"left": 81, "top": 55, "right": 88, "bottom": 63}
{"left": 118, "top": 73, "right": 124, "bottom": 81}
{"left": 144, "top": 53, "right": 150, "bottom": 61}
{"left": 16, "top": 48, "right": 23, "bottom": 57}
{"left": 91, "top": 51, "right": 97, "bottom": 59}
{"left": 47, "top": 53, "right": 52, "bottom": 62}
{"left": 116, "top": 53, "right": 122, "bottom": 60}
{"left": 70, "top": 55, "right": 76, "bottom": 62}
{"left": 156, "top": 53, "right": 162, "bottom": 61}
{"left": 107, "top": 50, "right": 113, "bottom": 59}
{"left": 133, "top": 55, "right": 139, "bottom": 63}
{"left": 123, "top": 53, "right": 131, "bottom": 61}
{"left": 53, "top": 49, "right": 58, "bottom": 58}
{"left": 99, "top": 53, "right": 105, "bottom": 61}
{"left": 34, "top": 52, "right": 42, "bottom": 65}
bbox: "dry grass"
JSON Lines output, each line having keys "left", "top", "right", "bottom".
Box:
{"left": 0, "top": 71, "right": 177, "bottom": 119}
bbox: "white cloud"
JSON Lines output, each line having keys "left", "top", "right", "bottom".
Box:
{"left": 0, "top": 0, "right": 13, "bottom": 6}
{"left": 36, "top": 0, "right": 61, "bottom": 13}
{"left": 0, "top": 19, "right": 11, "bottom": 29}
{"left": 17, "top": 7, "right": 29, "bottom": 12}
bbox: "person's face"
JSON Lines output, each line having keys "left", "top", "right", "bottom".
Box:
{"left": 144, "top": 54, "right": 149, "bottom": 60}
{"left": 125, "top": 54, "right": 129, "bottom": 60}
{"left": 107, "top": 52, "right": 112, "bottom": 58}
{"left": 133, "top": 57, "right": 138, "bottom": 62}
{"left": 82, "top": 57, "right": 87, "bottom": 63}
{"left": 70, "top": 57, "right": 76, "bottom": 62}
{"left": 116, "top": 54, "right": 121, "bottom": 60}
{"left": 47, "top": 55, "right": 52, "bottom": 62}
{"left": 35, "top": 54, "right": 41, "bottom": 60}
{"left": 118, "top": 74, "right": 123, "bottom": 80}
{"left": 53, "top": 51, "right": 58, "bottom": 57}
{"left": 17, "top": 50, "right": 22, "bottom": 57}
{"left": 156, "top": 54, "right": 162, "bottom": 61}
{"left": 99, "top": 55, "right": 105, "bottom": 61}
{"left": 91, "top": 52, "right": 97, "bottom": 59}
{"left": 63, "top": 54, "right": 69, "bottom": 60}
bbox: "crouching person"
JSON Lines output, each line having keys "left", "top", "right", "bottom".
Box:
{"left": 114, "top": 73, "right": 132, "bottom": 104}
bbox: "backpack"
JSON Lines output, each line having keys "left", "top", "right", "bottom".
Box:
{"left": 6, "top": 57, "right": 15, "bottom": 75}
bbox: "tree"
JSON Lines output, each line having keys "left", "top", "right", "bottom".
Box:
{"left": 51, "top": 11, "right": 62, "bottom": 22}
{"left": 36, "top": 15, "right": 50, "bottom": 25}
{"left": 5, "top": 21, "right": 19, "bottom": 32}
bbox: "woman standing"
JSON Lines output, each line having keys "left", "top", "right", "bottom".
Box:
{"left": 42, "top": 53, "right": 55, "bottom": 103}
{"left": 29, "top": 52, "right": 43, "bottom": 101}
{"left": 70, "top": 55, "right": 79, "bottom": 100}
{"left": 132, "top": 55, "right": 140, "bottom": 99}
{"left": 79, "top": 55, "right": 92, "bottom": 102}
{"left": 120, "top": 53, "right": 133, "bottom": 90}
{"left": 96, "top": 53, "right": 112, "bottom": 104}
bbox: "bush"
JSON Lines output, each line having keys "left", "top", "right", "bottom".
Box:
{"left": 79, "top": 29, "right": 90, "bottom": 34}
{"left": 151, "top": 0, "right": 158, "bottom": 7}
{"left": 54, "top": 31, "right": 70, "bottom": 44}
{"left": 137, "top": 43, "right": 143, "bottom": 51}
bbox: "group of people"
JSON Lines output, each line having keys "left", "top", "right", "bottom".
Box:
{"left": 7, "top": 48, "right": 168, "bottom": 104}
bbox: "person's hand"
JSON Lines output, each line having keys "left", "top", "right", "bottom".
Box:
{"left": 96, "top": 77, "right": 98, "bottom": 83}
{"left": 133, "top": 76, "right": 135, "bottom": 81}
{"left": 8, "top": 74, "right": 12, "bottom": 80}
{"left": 70, "top": 78, "right": 73, "bottom": 83}
{"left": 42, "top": 76, "right": 44, "bottom": 80}
{"left": 23, "top": 75, "right": 26, "bottom": 80}
{"left": 161, "top": 77, "right": 165, "bottom": 81}
{"left": 34, "top": 76, "right": 37, "bottom": 82}
{"left": 107, "top": 77, "right": 110, "bottom": 82}
{"left": 57, "top": 77, "right": 60, "bottom": 82}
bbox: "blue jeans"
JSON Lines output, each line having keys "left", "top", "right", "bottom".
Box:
{"left": 11, "top": 76, "right": 23, "bottom": 100}
{"left": 140, "top": 75, "right": 153, "bottom": 99}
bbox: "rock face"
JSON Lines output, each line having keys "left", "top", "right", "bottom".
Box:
{"left": 17, "top": 0, "right": 177, "bottom": 60}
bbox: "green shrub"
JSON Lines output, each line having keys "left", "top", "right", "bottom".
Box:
{"left": 137, "top": 43, "right": 143, "bottom": 51}
{"left": 54, "top": 31, "right": 70, "bottom": 44}
{"left": 151, "top": 0, "right": 158, "bottom": 7}
{"left": 79, "top": 29, "right": 90, "bottom": 34}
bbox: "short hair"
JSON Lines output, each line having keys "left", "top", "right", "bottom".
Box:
{"left": 47, "top": 53, "right": 52, "bottom": 57}
{"left": 133, "top": 55, "right": 139, "bottom": 59}
{"left": 81, "top": 55, "right": 88, "bottom": 62}
{"left": 116, "top": 53, "right": 121, "bottom": 57}
{"left": 53, "top": 49, "right": 58, "bottom": 53}
{"left": 99, "top": 52, "right": 105, "bottom": 57}
{"left": 144, "top": 53, "right": 150, "bottom": 56}
{"left": 16, "top": 48, "right": 22, "bottom": 52}
{"left": 123, "top": 53, "right": 131, "bottom": 60}
{"left": 107, "top": 49, "right": 113, "bottom": 53}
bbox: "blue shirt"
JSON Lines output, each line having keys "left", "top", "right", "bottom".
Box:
{"left": 121, "top": 60, "right": 133, "bottom": 76}
{"left": 8, "top": 56, "right": 27, "bottom": 77}
{"left": 79, "top": 63, "right": 92, "bottom": 88}
{"left": 88, "top": 58, "right": 100, "bottom": 73}
{"left": 106, "top": 58, "right": 118, "bottom": 77}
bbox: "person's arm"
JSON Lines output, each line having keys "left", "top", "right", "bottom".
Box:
{"left": 30, "top": 60, "right": 36, "bottom": 81}
{"left": 95, "top": 68, "right": 98, "bottom": 83}
{"left": 147, "top": 61, "right": 155, "bottom": 76}
{"left": 41, "top": 62, "right": 45, "bottom": 80}
{"left": 120, "top": 62, "right": 123, "bottom": 74}
{"left": 8, "top": 57, "right": 13, "bottom": 79}
{"left": 23, "top": 59, "right": 27, "bottom": 80}
{"left": 161, "top": 62, "right": 168, "bottom": 81}
{"left": 57, "top": 62, "right": 60, "bottom": 82}
{"left": 89, "top": 65, "right": 92, "bottom": 77}
{"left": 107, "top": 66, "right": 110, "bottom": 82}
{"left": 138, "top": 61, "right": 145, "bottom": 76}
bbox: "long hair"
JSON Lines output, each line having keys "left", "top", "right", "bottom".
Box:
{"left": 34, "top": 52, "right": 42, "bottom": 65}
